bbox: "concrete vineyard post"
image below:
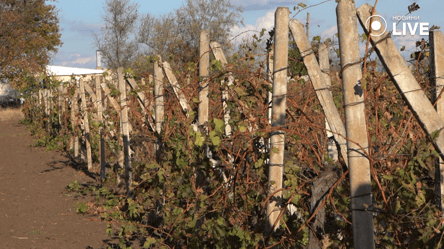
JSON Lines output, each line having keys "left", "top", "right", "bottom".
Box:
{"left": 319, "top": 43, "right": 338, "bottom": 162}
{"left": 209, "top": 41, "right": 233, "bottom": 138}
{"left": 162, "top": 61, "right": 191, "bottom": 116}
{"left": 430, "top": 30, "right": 444, "bottom": 212}
{"left": 146, "top": 75, "right": 154, "bottom": 114}
{"left": 73, "top": 88, "right": 79, "bottom": 158}
{"left": 207, "top": 41, "right": 233, "bottom": 178}
{"left": 266, "top": 7, "right": 289, "bottom": 233}
{"left": 126, "top": 78, "right": 155, "bottom": 130}
{"left": 100, "top": 83, "right": 121, "bottom": 113}
{"left": 45, "top": 89, "right": 49, "bottom": 132}
{"left": 154, "top": 56, "right": 164, "bottom": 162}
{"left": 58, "top": 85, "right": 63, "bottom": 128}
{"left": 289, "top": 20, "right": 348, "bottom": 167}
{"left": 199, "top": 30, "right": 210, "bottom": 129}
{"left": 96, "top": 76, "right": 106, "bottom": 180}
{"left": 357, "top": 4, "right": 444, "bottom": 161}
{"left": 80, "top": 78, "right": 93, "bottom": 171}
{"left": 118, "top": 68, "right": 132, "bottom": 195}
{"left": 337, "top": 1, "right": 374, "bottom": 248}
{"left": 267, "top": 52, "right": 273, "bottom": 125}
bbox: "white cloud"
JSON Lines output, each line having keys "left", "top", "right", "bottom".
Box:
{"left": 320, "top": 25, "right": 337, "bottom": 40}
{"left": 58, "top": 53, "right": 94, "bottom": 67}
{"left": 229, "top": 9, "right": 275, "bottom": 44}
{"left": 69, "top": 56, "right": 94, "bottom": 66}
{"left": 392, "top": 29, "right": 421, "bottom": 54}
{"left": 231, "top": 0, "right": 303, "bottom": 11}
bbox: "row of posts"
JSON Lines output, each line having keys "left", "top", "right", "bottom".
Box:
{"left": 268, "top": 1, "right": 444, "bottom": 248}
{"left": 36, "top": 2, "right": 444, "bottom": 246}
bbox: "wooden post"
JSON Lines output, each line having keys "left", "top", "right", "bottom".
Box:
{"left": 80, "top": 78, "right": 93, "bottom": 170}
{"left": 357, "top": 5, "right": 444, "bottom": 160}
{"left": 154, "top": 56, "right": 164, "bottom": 162}
{"left": 266, "top": 7, "right": 289, "bottom": 233}
{"left": 118, "top": 68, "right": 132, "bottom": 195}
{"left": 96, "top": 76, "right": 106, "bottom": 180}
{"left": 289, "top": 20, "right": 348, "bottom": 167}
{"left": 430, "top": 30, "right": 444, "bottom": 212}
{"left": 319, "top": 43, "right": 338, "bottom": 162}
{"left": 306, "top": 12, "right": 310, "bottom": 37}
{"left": 338, "top": 1, "right": 374, "bottom": 248}
{"left": 199, "top": 30, "right": 210, "bottom": 128}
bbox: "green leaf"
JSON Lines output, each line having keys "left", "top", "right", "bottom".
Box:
{"left": 382, "top": 175, "right": 393, "bottom": 181}
{"left": 143, "top": 238, "right": 156, "bottom": 248}
{"left": 106, "top": 224, "right": 112, "bottom": 236}
{"left": 431, "top": 129, "right": 441, "bottom": 141}
{"left": 291, "top": 194, "right": 301, "bottom": 205}
{"left": 272, "top": 147, "right": 279, "bottom": 153}
{"left": 361, "top": 33, "right": 367, "bottom": 42}
{"left": 194, "top": 132, "right": 204, "bottom": 147}
{"left": 239, "top": 122, "right": 247, "bottom": 132}
{"left": 76, "top": 202, "right": 88, "bottom": 214}
{"left": 335, "top": 48, "right": 340, "bottom": 58}
{"left": 394, "top": 200, "right": 401, "bottom": 213}
{"left": 255, "top": 158, "right": 264, "bottom": 168}
{"left": 260, "top": 28, "right": 266, "bottom": 37}
{"left": 214, "top": 118, "right": 225, "bottom": 134}
{"left": 209, "top": 131, "right": 221, "bottom": 147}
{"left": 416, "top": 191, "right": 426, "bottom": 206}
{"left": 402, "top": 182, "right": 415, "bottom": 194}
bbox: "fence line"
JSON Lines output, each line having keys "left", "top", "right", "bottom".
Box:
{"left": 27, "top": 5, "right": 444, "bottom": 246}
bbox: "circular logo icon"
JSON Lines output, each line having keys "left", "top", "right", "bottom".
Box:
{"left": 365, "top": 15, "right": 387, "bottom": 36}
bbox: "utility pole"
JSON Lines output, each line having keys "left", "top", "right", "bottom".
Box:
{"left": 306, "top": 12, "right": 310, "bottom": 37}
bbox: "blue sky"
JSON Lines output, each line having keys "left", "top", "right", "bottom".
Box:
{"left": 49, "top": 0, "right": 442, "bottom": 69}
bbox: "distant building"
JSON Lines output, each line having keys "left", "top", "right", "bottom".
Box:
{"left": 46, "top": 65, "right": 106, "bottom": 83}
{"left": 0, "top": 51, "right": 107, "bottom": 106}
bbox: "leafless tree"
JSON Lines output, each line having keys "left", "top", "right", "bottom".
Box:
{"left": 94, "top": 0, "right": 139, "bottom": 69}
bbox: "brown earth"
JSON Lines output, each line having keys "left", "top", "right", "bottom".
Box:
{"left": 0, "top": 110, "right": 112, "bottom": 249}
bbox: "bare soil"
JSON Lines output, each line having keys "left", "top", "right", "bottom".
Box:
{"left": 0, "top": 112, "right": 111, "bottom": 249}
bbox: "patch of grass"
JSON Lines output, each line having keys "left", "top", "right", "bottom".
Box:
{"left": 0, "top": 107, "right": 24, "bottom": 122}
{"left": 28, "top": 230, "right": 41, "bottom": 235}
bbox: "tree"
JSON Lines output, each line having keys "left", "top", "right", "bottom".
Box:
{"left": 94, "top": 0, "right": 139, "bottom": 69}
{"left": 138, "top": 0, "right": 244, "bottom": 65}
{"left": 138, "top": 13, "right": 178, "bottom": 59}
{"left": 175, "top": 0, "right": 244, "bottom": 49}
{"left": 0, "top": 0, "right": 62, "bottom": 89}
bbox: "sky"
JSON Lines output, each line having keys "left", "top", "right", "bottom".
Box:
{"left": 48, "top": 0, "right": 443, "bottom": 69}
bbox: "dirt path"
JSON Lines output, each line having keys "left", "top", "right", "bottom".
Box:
{"left": 0, "top": 115, "right": 109, "bottom": 249}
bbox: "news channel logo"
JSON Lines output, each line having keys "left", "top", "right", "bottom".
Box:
{"left": 364, "top": 15, "right": 429, "bottom": 37}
